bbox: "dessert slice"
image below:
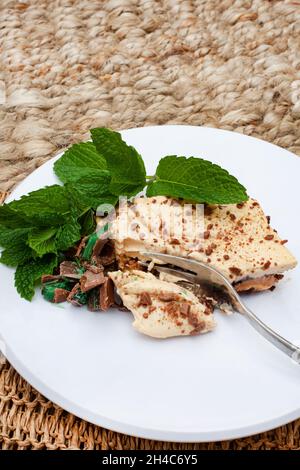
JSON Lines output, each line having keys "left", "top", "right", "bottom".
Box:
{"left": 110, "top": 196, "right": 297, "bottom": 292}
{"left": 109, "top": 270, "right": 216, "bottom": 338}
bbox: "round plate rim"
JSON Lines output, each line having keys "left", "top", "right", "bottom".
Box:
{"left": 1, "top": 125, "right": 300, "bottom": 443}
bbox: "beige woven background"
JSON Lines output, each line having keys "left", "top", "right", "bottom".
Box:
{"left": 1, "top": 0, "right": 300, "bottom": 450}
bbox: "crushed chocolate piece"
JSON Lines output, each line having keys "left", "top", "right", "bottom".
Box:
{"left": 190, "top": 320, "right": 207, "bottom": 335}
{"left": 263, "top": 261, "right": 271, "bottom": 270}
{"left": 53, "top": 288, "right": 70, "bottom": 303}
{"left": 275, "top": 274, "right": 284, "bottom": 280}
{"left": 41, "top": 274, "right": 61, "bottom": 283}
{"left": 203, "top": 230, "right": 210, "bottom": 240}
{"left": 204, "top": 307, "right": 212, "bottom": 316}
{"left": 59, "top": 261, "right": 82, "bottom": 279}
{"left": 158, "top": 292, "right": 179, "bottom": 302}
{"left": 99, "top": 278, "right": 115, "bottom": 310}
{"left": 188, "top": 311, "right": 200, "bottom": 328}
{"left": 179, "top": 303, "right": 190, "bottom": 318}
{"left": 88, "top": 288, "right": 101, "bottom": 311}
{"left": 229, "top": 266, "right": 242, "bottom": 276}
{"left": 170, "top": 238, "right": 180, "bottom": 245}
{"left": 92, "top": 238, "right": 116, "bottom": 266}
{"left": 138, "top": 292, "right": 152, "bottom": 306}
{"left": 80, "top": 269, "right": 105, "bottom": 292}
{"left": 82, "top": 263, "right": 103, "bottom": 274}
{"left": 229, "top": 213, "right": 236, "bottom": 221}
{"left": 205, "top": 246, "right": 213, "bottom": 256}
{"left": 164, "top": 301, "right": 180, "bottom": 318}
{"left": 264, "top": 234, "right": 274, "bottom": 241}
{"left": 223, "top": 254, "right": 230, "bottom": 261}
{"left": 67, "top": 283, "right": 87, "bottom": 307}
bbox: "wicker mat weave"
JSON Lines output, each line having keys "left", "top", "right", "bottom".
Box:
{"left": 1, "top": 0, "right": 300, "bottom": 450}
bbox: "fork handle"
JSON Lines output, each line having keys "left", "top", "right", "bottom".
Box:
{"left": 239, "top": 302, "right": 300, "bottom": 363}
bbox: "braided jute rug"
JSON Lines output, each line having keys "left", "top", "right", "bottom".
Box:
{"left": 1, "top": 0, "right": 300, "bottom": 451}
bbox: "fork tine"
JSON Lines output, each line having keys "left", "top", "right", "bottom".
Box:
{"left": 153, "top": 265, "right": 198, "bottom": 284}
{"left": 141, "top": 251, "right": 235, "bottom": 293}
{"left": 141, "top": 251, "right": 207, "bottom": 275}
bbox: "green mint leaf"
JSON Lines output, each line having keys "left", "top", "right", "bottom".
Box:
{"left": 9, "top": 185, "right": 72, "bottom": 226}
{"left": 66, "top": 174, "right": 118, "bottom": 211}
{"left": 0, "top": 226, "right": 32, "bottom": 249}
{"left": 54, "top": 142, "right": 107, "bottom": 183}
{"left": 15, "top": 254, "right": 58, "bottom": 301}
{"left": 0, "top": 225, "right": 34, "bottom": 266}
{"left": 147, "top": 156, "right": 248, "bottom": 204}
{"left": 0, "top": 244, "right": 35, "bottom": 267}
{"left": 0, "top": 205, "right": 33, "bottom": 229}
{"left": 55, "top": 218, "right": 82, "bottom": 251}
{"left": 28, "top": 227, "right": 57, "bottom": 256}
{"left": 91, "top": 128, "right": 146, "bottom": 197}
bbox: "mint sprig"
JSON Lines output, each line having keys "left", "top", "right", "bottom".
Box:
{"left": 0, "top": 127, "right": 249, "bottom": 301}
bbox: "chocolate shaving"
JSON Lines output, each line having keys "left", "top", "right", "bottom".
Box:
{"left": 41, "top": 274, "right": 61, "bottom": 283}
{"left": 75, "top": 237, "right": 87, "bottom": 257}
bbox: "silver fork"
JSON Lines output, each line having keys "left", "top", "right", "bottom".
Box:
{"left": 142, "top": 251, "right": 300, "bottom": 363}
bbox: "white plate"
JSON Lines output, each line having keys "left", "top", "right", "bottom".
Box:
{"left": 0, "top": 125, "right": 300, "bottom": 443}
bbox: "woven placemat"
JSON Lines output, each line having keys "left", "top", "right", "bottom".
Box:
{"left": 1, "top": 0, "right": 300, "bottom": 450}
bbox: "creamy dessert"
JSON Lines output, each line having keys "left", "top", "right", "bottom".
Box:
{"left": 109, "top": 270, "right": 216, "bottom": 338}
{"left": 110, "top": 196, "right": 297, "bottom": 292}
